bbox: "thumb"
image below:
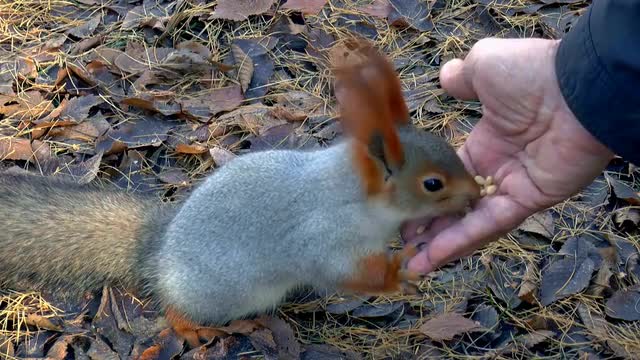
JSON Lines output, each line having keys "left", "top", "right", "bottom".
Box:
{"left": 440, "top": 58, "right": 477, "bottom": 101}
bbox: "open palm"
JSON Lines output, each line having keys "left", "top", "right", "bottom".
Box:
{"left": 403, "top": 38, "right": 613, "bottom": 273}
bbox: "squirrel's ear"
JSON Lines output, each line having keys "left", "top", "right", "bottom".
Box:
{"left": 332, "top": 37, "right": 410, "bottom": 194}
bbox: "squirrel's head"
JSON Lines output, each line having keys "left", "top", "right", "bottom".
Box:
{"left": 361, "top": 125, "right": 481, "bottom": 220}
{"left": 331, "top": 36, "right": 480, "bottom": 220}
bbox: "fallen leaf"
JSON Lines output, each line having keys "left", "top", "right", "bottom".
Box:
{"left": 210, "top": 146, "right": 237, "bottom": 167}
{"left": 157, "top": 168, "right": 190, "bottom": 185}
{"left": 175, "top": 143, "right": 208, "bottom": 154}
{"left": 577, "top": 303, "right": 636, "bottom": 359}
{"left": 256, "top": 316, "right": 301, "bottom": 360}
{"left": 0, "top": 91, "right": 52, "bottom": 118}
{"left": 471, "top": 304, "right": 499, "bottom": 330}
{"left": 62, "top": 151, "right": 104, "bottom": 184}
{"left": 96, "top": 116, "right": 174, "bottom": 154}
{"left": 540, "top": 256, "right": 595, "bottom": 306}
{"left": 388, "top": 0, "right": 434, "bottom": 31}
{"left": 122, "top": 92, "right": 182, "bottom": 116}
{"left": 231, "top": 44, "right": 254, "bottom": 93}
{"left": 559, "top": 236, "right": 602, "bottom": 267}
{"left": 214, "top": 319, "right": 261, "bottom": 335}
{"left": 59, "top": 94, "right": 104, "bottom": 123}
{"left": 247, "top": 122, "right": 317, "bottom": 151}
{"left": 44, "top": 34, "right": 68, "bottom": 50}
{"left": 210, "top": 0, "right": 276, "bottom": 21}
{"left": 359, "top": 0, "right": 392, "bottom": 18}
{"left": 231, "top": 37, "right": 278, "bottom": 99}
{"left": 25, "top": 313, "right": 62, "bottom": 331}
{"left": 605, "top": 172, "right": 640, "bottom": 205}
{"left": 605, "top": 290, "right": 640, "bottom": 321}
{"left": 217, "top": 103, "right": 287, "bottom": 133}
{"left": 179, "top": 85, "right": 244, "bottom": 121}
{"left": 0, "top": 138, "right": 33, "bottom": 161}
{"left": 518, "top": 261, "right": 539, "bottom": 304}
{"left": 46, "top": 335, "right": 74, "bottom": 359}
{"left": 68, "top": 35, "right": 104, "bottom": 55}
{"left": 92, "top": 287, "right": 135, "bottom": 355}
{"left": 419, "top": 313, "right": 484, "bottom": 342}
{"left": 302, "top": 344, "right": 361, "bottom": 360}
{"left": 281, "top": 0, "right": 328, "bottom": 14}
{"left": 139, "top": 328, "right": 183, "bottom": 360}
{"left": 0, "top": 336, "right": 14, "bottom": 358}
{"left": 121, "top": 4, "right": 172, "bottom": 31}
{"left": 518, "top": 210, "right": 555, "bottom": 239}
{"left": 486, "top": 258, "right": 523, "bottom": 309}
{"left": 66, "top": 14, "right": 101, "bottom": 38}
{"left": 325, "top": 297, "right": 368, "bottom": 315}
{"left": 248, "top": 328, "right": 278, "bottom": 358}
{"left": 351, "top": 302, "right": 403, "bottom": 318}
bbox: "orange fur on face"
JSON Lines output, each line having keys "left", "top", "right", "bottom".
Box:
{"left": 332, "top": 38, "right": 410, "bottom": 197}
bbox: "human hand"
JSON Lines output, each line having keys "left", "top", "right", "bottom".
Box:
{"left": 403, "top": 38, "right": 614, "bottom": 273}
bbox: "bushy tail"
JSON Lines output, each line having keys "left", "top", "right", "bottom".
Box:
{"left": 0, "top": 174, "right": 174, "bottom": 295}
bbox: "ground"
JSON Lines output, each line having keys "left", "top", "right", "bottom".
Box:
{"left": 0, "top": 0, "right": 639, "bottom": 359}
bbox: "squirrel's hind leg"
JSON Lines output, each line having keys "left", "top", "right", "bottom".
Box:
{"left": 165, "top": 307, "right": 226, "bottom": 348}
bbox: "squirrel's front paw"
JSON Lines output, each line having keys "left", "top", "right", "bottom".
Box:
{"left": 340, "top": 243, "right": 425, "bottom": 295}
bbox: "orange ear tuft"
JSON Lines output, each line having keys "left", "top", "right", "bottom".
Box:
{"left": 332, "top": 37, "right": 409, "bottom": 195}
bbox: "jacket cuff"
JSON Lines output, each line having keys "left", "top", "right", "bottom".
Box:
{"left": 555, "top": 4, "right": 638, "bottom": 164}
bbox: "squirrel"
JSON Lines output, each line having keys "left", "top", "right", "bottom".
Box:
{"left": 0, "top": 38, "right": 481, "bottom": 347}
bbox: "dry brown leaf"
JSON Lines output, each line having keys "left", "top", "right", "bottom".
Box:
{"left": 605, "top": 172, "right": 640, "bottom": 205}
{"left": 518, "top": 210, "right": 555, "bottom": 239}
{"left": 0, "top": 138, "right": 33, "bottom": 161}
{"left": 588, "top": 247, "right": 616, "bottom": 296}
{"left": 518, "top": 261, "right": 539, "bottom": 304}
{"left": 122, "top": 92, "right": 181, "bottom": 116}
{"left": 419, "top": 313, "right": 484, "bottom": 342}
{"left": 59, "top": 94, "right": 104, "bottom": 123}
{"left": 44, "top": 34, "right": 68, "bottom": 50}
{"left": 270, "top": 106, "right": 307, "bottom": 121}
{"left": 25, "top": 313, "right": 62, "bottom": 331}
{"left": 0, "top": 91, "right": 52, "bottom": 118}
{"left": 213, "top": 319, "right": 261, "bottom": 335}
{"left": 175, "top": 40, "right": 211, "bottom": 59}
{"left": 157, "top": 169, "right": 190, "bottom": 185}
{"left": 217, "top": 104, "right": 287, "bottom": 133}
{"left": 175, "top": 143, "right": 208, "bottom": 154}
{"left": 67, "top": 14, "right": 101, "bottom": 38}
{"left": 179, "top": 85, "right": 244, "bottom": 121}
{"left": 210, "top": 146, "right": 236, "bottom": 167}
{"left": 255, "top": 316, "right": 301, "bottom": 359}
{"left": 231, "top": 44, "right": 254, "bottom": 92}
{"left": 359, "top": 0, "right": 392, "bottom": 18}
{"left": 210, "top": 0, "right": 276, "bottom": 21}
{"left": 281, "top": 0, "right": 328, "bottom": 14}
{"left": 68, "top": 35, "right": 104, "bottom": 55}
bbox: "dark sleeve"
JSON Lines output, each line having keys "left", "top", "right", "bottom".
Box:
{"left": 555, "top": 0, "right": 640, "bottom": 164}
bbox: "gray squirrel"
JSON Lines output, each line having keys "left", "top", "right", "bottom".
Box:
{"left": 0, "top": 38, "right": 481, "bottom": 347}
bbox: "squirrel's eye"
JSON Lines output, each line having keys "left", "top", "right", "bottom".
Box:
{"left": 423, "top": 178, "right": 443, "bottom": 192}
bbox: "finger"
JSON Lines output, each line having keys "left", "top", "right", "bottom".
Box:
{"left": 440, "top": 58, "right": 477, "bottom": 101}
{"left": 407, "top": 196, "right": 528, "bottom": 273}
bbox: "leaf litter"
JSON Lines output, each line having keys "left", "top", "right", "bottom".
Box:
{"left": 1, "top": 0, "right": 639, "bottom": 358}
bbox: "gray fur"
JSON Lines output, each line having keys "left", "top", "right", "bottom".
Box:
{"left": 0, "top": 126, "right": 476, "bottom": 326}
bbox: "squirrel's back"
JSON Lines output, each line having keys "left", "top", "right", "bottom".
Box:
{"left": 0, "top": 174, "right": 174, "bottom": 294}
